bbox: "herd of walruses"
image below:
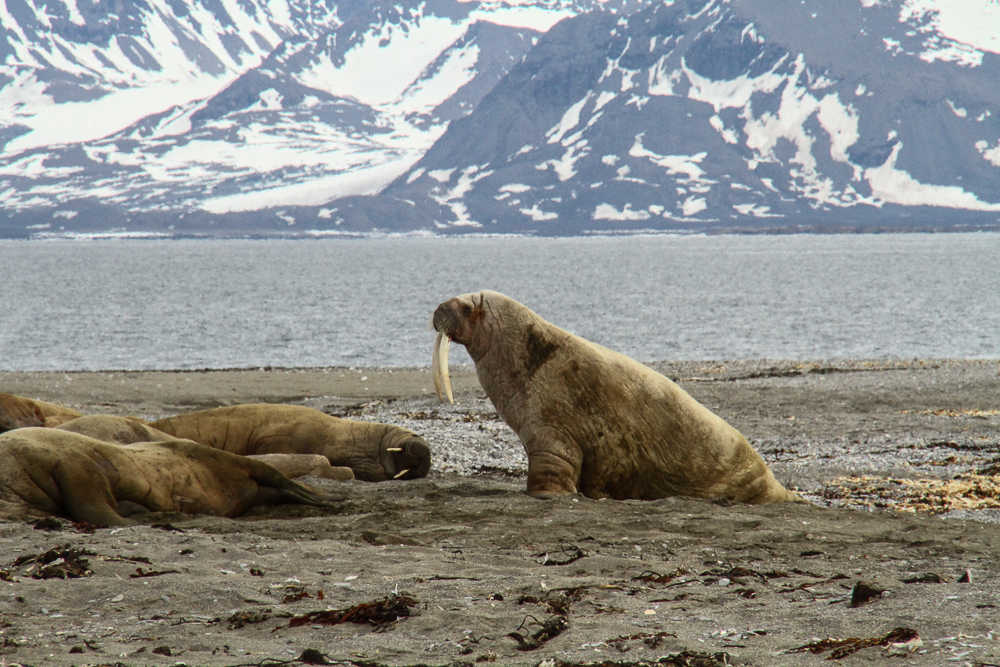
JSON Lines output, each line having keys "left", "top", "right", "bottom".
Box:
{"left": 1, "top": 291, "right": 801, "bottom": 526}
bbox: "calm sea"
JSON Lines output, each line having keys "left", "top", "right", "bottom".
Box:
{"left": 1, "top": 233, "right": 999, "bottom": 371}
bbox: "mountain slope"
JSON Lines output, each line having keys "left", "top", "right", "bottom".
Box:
{"left": 2, "top": 0, "right": 999, "bottom": 237}
{"left": 0, "top": 0, "right": 621, "bottom": 237}
{"left": 345, "top": 0, "right": 1000, "bottom": 234}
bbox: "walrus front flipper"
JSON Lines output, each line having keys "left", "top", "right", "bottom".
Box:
{"left": 53, "top": 460, "right": 136, "bottom": 527}
{"left": 243, "top": 458, "right": 342, "bottom": 507}
{"left": 523, "top": 432, "right": 582, "bottom": 499}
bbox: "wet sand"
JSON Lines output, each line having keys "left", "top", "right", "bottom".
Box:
{"left": 1, "top": 359, "right": 999, "bottom": 666}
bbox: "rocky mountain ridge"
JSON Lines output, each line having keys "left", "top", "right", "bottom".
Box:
{"left": 2, "top": 0, "right": 999, "bottom": 237}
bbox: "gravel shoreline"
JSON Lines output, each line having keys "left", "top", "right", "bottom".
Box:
{"left": 1, "top": 359, "right": 999, "bottom": 666}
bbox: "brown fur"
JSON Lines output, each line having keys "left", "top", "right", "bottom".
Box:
{"left": 150, "top": 404, "right": 430, "bottom": 482}
{"left": 433, "top": 290, "right": 800, "bottom": 504}
{"left": 0, "top": 428, "right": 333, "bottom": 526}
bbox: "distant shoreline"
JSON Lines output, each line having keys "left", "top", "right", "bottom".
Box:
{"left": 6, "top": 225, "right": 1000, "bottom": 242}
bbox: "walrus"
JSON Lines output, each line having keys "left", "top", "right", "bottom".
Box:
{"left": 150, "top": 404, "right": 431, "bottom": 482}
{"left": 432, "top": 290, "right": 800, "bottom": 504}
{"left": 0, "top": 391, "right": 83, "bottom": 431}
{"left": 0, "top": 428, "right": 335, "bottom": 526}
{"left": 54, "top": 415, "right": 355, "bottom": 481}
{"left": 0, "top": 393, "right": 429, "bottom": 482}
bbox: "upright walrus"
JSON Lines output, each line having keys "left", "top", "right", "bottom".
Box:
{"left": 150, "top": 404, "right": 431, "bottom": 482}
{"left": 0, "top": 428, "right": 334, "bottom": 526}
{"left": 432, "top": 290, "right": 800, "bottom": 504}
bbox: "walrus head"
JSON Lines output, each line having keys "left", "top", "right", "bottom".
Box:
{"left": 0, "top": 392, "right": 84, "bottom": 432}
{"left": 432, "top": 291, "right": 494, "bottom": 404}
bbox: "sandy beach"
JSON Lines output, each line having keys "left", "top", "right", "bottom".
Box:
{"left": 1, "top": 359, "right": 999, "bottom": 666}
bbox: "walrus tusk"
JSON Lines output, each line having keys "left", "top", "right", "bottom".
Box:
{"left": 386, "top": 448, "right": 403, "bottom": 452}
{"left": 432, "top": 332, "right": 454, "bottom": 404}
{"left": 393, "top": 468, "right": 411, "bottom": 479}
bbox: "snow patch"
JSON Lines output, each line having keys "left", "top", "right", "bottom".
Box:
{"left": 682, "top": 55, "right": 788, "bottom": 111}
{"left": 866, "top": 142, "right": 1000, "bottom": 211}
{"left": 709, "top": 115, "right": 739, "bottom": 144}
{"left": 519, "top": 204, "right": 558, "bottom": 221}
{"left": 947, "top": 100, "right": 968, "bottom": 118}
{"left": 976, "top": 140, "right": 1000, "bottom": 167}
{"left": 470, "top": 4, "right": 573, "bottom": 31}
{"left": 201, "top": 159, "right": 419, "bottom": 213}
{"left": 430, "top": 164, "right": 493, "bottom": 226}
{"left": 429, "top": 169, "right": 457, "bottom": 183}
{"left": 256, "top": 89, "right": 284, "bottom": 111}
{"left": 594, "top": 91, "right": 617, "bottom": 112}
{"left": 681, "top": 197, "right": 707, "bottom": 216}
{"left": 900, "top": 0, "right": 1000, "bottom": 65}
{"left": 397, "top": 42, "right": 481, "bottom": 116}
{"left": 2, "top": 73, "right": 246, "bottom": 156}
{"left": 538, "top": 141, "right": 589, "bottom": 181}
{"left": 499, "top": 183, "right": 532, "bottom": 193}
{"left": 629, "top": 134, "right": 712, "bottom": 187}
{"left": 547, "top": 94, "right": 591, "bottom": 145}
{"left": 737, "top": 57, "right": 864, "bottom": 203}
{"left": 593, "top": 203, "right": 651, "bottom": 221}
{"left": 296, "top": 14, "right": 467, "bottom": 106}
{"left": 648, "top": 59, "right": 684, "bottom": 97}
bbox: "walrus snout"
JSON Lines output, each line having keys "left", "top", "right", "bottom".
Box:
{"left": 432, "top": 301, "right": 458, "bottom": 337}
{"left": 380, "top": 435, "right": 431, "bottom": 481}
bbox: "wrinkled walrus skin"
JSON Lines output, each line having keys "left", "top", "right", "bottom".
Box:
{"left": 0, "top": 428, "right": 333, "bottom": 526}
{"left": 150, "top": 404, "right": 431, "bottom": 482}
{"left": 432, "top": 290, "right": 800, "bottom": 504}
{"left": 54, "top": 415, "right": 356, "bottom": 481}
{"left": 55, "top": 414, "right": 177, "bottom": 445}
{"left": 0, "top": 391, "right": 82, "bottom": 431}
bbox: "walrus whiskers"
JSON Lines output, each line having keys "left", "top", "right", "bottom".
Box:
{"left": 432, "top": 332, "right": 454, "bottom": 404}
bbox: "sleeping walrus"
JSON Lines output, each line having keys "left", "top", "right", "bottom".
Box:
{"left": 432, "top": 290, "right": 800, "bottom": 504}
{"left": 0, "top": 394, "right": 429, "bottom": 483}
{"left": 55, "top": 415, "right": 355, "bottom": 481}
{"left": 0, "top": 391, "right": 82, "bottom": 431}
{"left": 0, "top": 428, "right": 334, "bottom": 526}
{"left": 150, "top": 404, "right": 431, "bottom": 482}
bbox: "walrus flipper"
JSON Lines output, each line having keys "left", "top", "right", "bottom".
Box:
{"left": 243, "top": 458, "right": 341, "bottom": 507}
{"left": 523, "top": 432, "right": 582, "bottom": 499}
{"left": 53, "top": 461, "right": 136, "bottom": 527}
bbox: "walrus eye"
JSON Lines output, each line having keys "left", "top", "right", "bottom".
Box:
{"left": 461, "top": 304, "right": 473, "bottom": 315}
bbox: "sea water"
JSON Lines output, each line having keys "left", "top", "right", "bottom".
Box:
{"left": 1, "top": 233, "right": 999, "bottom": 371}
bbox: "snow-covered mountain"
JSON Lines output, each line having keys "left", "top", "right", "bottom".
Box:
{"left": 2, "top": 0, "right": 999, "bottom": 237}
{"left": 0, "top": 0, "right": 619, "bottom": 236}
